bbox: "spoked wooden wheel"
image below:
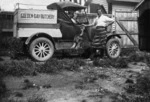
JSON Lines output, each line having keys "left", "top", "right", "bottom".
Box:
{"left": 106, "top": 38, "right": 121, "bottom": 59}
{"left": 29, "top": 37, "right": 54, "bottom": 62}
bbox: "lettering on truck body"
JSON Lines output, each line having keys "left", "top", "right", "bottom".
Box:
{"left": 17, "top": 9, "right": 57, "bottom": 24}
{"left": 20, "top": 13, "right": 55, "bottom": 19}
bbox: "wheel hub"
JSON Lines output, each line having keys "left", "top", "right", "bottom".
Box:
{"left": 30, "top": 38, "right": 54, "bottom": 61}
{"left": 39, "top": 47, "right": 45, "bottom": 52}
{"left": 109, "top": 43, "right": 119, "bottom": 56}
{"left": 34, "top": 42, "right": 51, "bottom": 58}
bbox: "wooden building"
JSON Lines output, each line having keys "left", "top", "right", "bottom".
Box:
{"left": 86, "top": 0, "right": 108, "bottom": 13}
{"left": 60, "top": 0, "right": 141, "bottom": 13}
{"left": 0, "top": 11, "right": 13, "bottom": 37}
{"left": 60, "top": 0, "right": 86, "bottom": 6}
{"left": 107, "top": 0, "right": 141, "bottom": 13}
{"left": 108, "top": 0, "right": 141, "bottom": 47}
{"left": 134, "top": 0, "right": 150, "bottom": 51}
{"left": 87, "top": 3, "right": 107, "bottom": 14}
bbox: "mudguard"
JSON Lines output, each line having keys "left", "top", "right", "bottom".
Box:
{"left": 25, "top": 33, "right": 55, "bottom": 46}
{"left": 106, "top": 33, "right": 121, "bottom": 39}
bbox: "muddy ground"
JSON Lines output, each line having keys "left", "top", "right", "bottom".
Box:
{"left": 0, "top": 53, "right": 149, "bottom": 102}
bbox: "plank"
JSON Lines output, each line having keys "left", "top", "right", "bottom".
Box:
{"left": 115, "top": 17, "right": 138, "bottom": 46}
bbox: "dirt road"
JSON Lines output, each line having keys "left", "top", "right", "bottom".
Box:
{"left": 2, "top": 57, "right": 148, "bottom": 102}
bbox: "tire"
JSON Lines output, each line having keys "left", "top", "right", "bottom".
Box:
{"left": 106, "top": 38, "right": 121, "bottom": 59}
{"left": 29, "top": 37, "right": 54, "bottom": 62}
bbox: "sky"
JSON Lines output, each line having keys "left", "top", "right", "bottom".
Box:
{"left": 0, "top": 0, "right": 59, "bottom": 11}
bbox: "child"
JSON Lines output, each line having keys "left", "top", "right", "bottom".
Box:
{"left": 71, "top": 25, "right": 85, "bottom": 49}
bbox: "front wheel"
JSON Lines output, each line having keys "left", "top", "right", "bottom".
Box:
{"left": 29, "top": 37, "right": 54, "bottom": 62}
{"left": 106, "top": 38, "right": 121, "bottom": 59}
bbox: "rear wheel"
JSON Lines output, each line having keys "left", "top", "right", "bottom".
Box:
{"left": 29, "top": 37, "right": 54, "bottom": 62}
{"left": 106, "top": 38, "right": 121, "bottom": 59}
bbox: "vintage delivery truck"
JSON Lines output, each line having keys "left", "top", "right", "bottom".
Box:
{"left": 13, "top": 2, "right": 122, "bottom": 61}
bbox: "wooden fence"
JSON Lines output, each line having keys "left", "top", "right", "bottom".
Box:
{"left": 78, "top": 11, "right": 139, "bottom": 48}
{"left": 114, "top": 10, "right": 139, "bottom": 47}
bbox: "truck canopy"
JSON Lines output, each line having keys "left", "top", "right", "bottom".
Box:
{"left": 47, "top": 1, "right": 87, "bottom": 24}
{"left": 47, "top": 1, "right": 86, "bottom": 11}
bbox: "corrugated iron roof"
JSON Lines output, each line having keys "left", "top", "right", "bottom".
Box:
{"left": 0, "top": 11, "right": 13, "bottom": 14}
{"left": 108, "top": 0, "right": 141, "bottom": 3}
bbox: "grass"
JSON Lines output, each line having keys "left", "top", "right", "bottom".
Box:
{"left": 1, "top": 48, "right": 150, "bottom": 77}
{"left": 1, "top": 96, "right": 47, "bottom": 102}
{"left": 1, "top": 48, "right": 150, "bottom": 102}
{"left": 0, "top": 71, "right": 7, "bottom": 101}
{"left": 120, "top": 47, "right": 138, "bottom": 57}
{"left": 0, "top": 58, "right": 86, "bottom": 77}
{"left": 0, "top": 37, "right": 25, "bottom": 59}
{"left": 93, "top": 57, "right": 128, "bottom": 68}
{"left": 0, "top": 60, "right": 38, "bottom": 77}
{"left": 38, "top": 58, "right": 86, "bottom": 73}
{"left": 0, "top": 58, "right": 86, "bottom": 100}
{"left": 28, "top": 96, "right": 47, "bottom": 102}
{"left": 93, "top": 49, "right": 150, "bottom": 69}
{"left": 128, "top": 52, "right": 146, "bottom": 62}
{"left": 121, "top": 51, "right": 150, "bottom": 102}
{"left": 123, "top": 70, "right": 150, "bottom": 102}
{"left": 0, "top": 77, "right": 7, "bottom": 99}
{"left": 91, "top": 49, "right": 150, "bottom": 101}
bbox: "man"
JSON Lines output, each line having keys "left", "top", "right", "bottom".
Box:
{"left": 90, "top": 9, "right": 115, "bottom": 59}
{"left": 91, "top": 9, "right": 114, "bottom": 46}
{"left": 68, "top": 11, "right": 78, "bottom": 24}
{"left": 93, "top": 9, "right": 114, "bottom": 29}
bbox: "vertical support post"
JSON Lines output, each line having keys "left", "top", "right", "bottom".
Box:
{"left": 79, "top": 0, "right": 82, "bottom": 5}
